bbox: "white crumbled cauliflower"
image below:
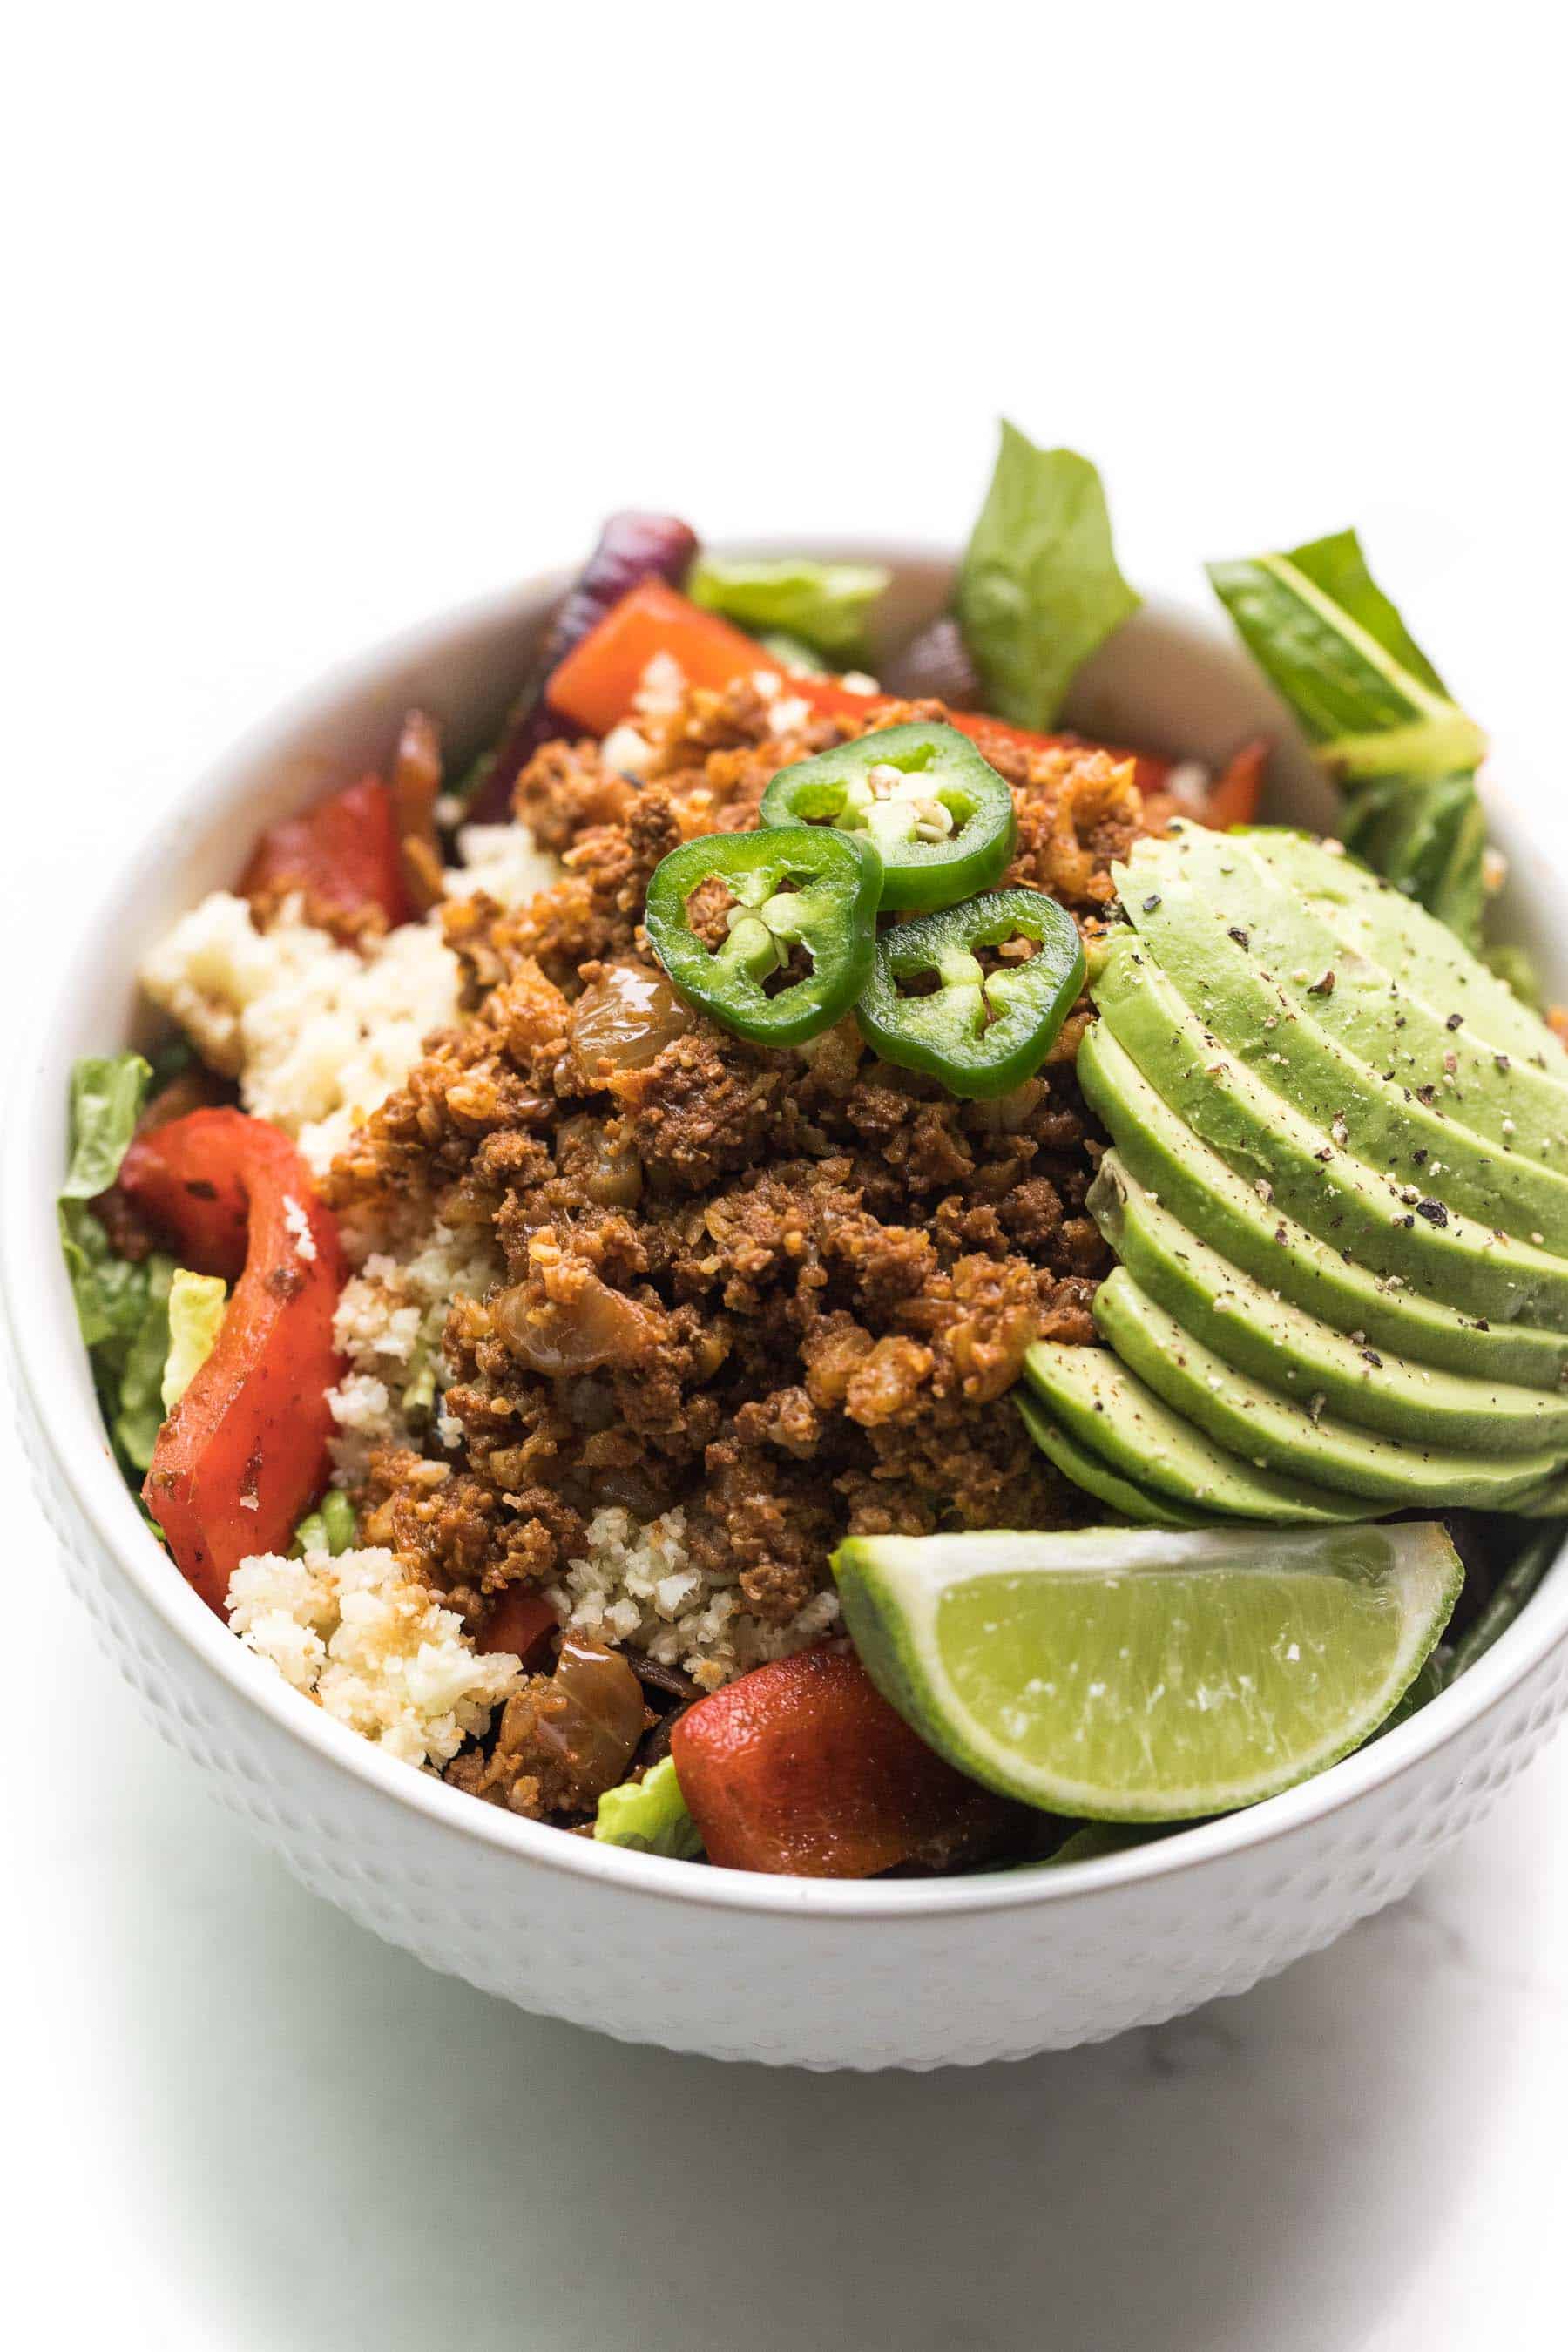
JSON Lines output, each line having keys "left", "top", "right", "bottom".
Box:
{"left": 550, "top": 1505, "right": 841, "bottom": 1693}
{"left": 139, "top": 820, "right": 561, "bottom": 1176}
{"left": 228, "top": 1544, "right": 522, "bottom": 1769}
{"left": 326, "top": 1221, "right": 503, "bottom": 1481}
{"left": 139, "top": 893, "right": 463, "bottom": 1174}
{"left": 444, "top": 822, "right": 563, "bottom": 909}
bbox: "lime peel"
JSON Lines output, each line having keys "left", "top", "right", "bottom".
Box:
{"left": 832, "top": 1523, "right": 1462, "bottom": 1822}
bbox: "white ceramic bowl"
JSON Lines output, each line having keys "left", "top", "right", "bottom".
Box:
{"left": 6, "top": 547, "right": 1567, "bottom": 2071}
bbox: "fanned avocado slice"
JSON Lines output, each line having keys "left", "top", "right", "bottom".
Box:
{"left": 1111, "top": 860, "right": 1568, "bottom": 1251}
{"left": 1124, "top": 825, "right": 1568, "bottom": 1163}
{"left": 1088, "top": 1154, "right": 1568, "bottom": 1455}
{"left": 1092, "top": 938, "right": 1568, "bottom": 1329}
{"left": 1022, "top": 1342, "right": 1377, "bottom": 1524}
{"left": 1078, "top": 1023, "right": 1566, "bottom": 1387}
{"left": 1015, "top": 1390, "right": 1213, "bottom": 1527}
{"left": 1245, "top": 827, "right": 1568, "bottom": 1079}
{"left": 1094, "top": 1271, "right": 1566, "bottom": 1507}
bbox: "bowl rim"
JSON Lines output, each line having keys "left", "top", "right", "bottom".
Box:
{"left": 6, "top": 542, "right": 1566, "bottom": 1923}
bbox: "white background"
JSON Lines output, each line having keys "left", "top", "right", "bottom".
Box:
{"left": 4, "top": 7, "right": 1566, "bottom": 2347}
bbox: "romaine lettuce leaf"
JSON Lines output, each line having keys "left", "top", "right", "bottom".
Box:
{"left": 593, "top": 1754, "right": 703, "bottom": 1858}
{"left": 161, "top": 1267, "right": 227, "bottom": 1411}
{"left": 290, "top": 1488, "right": 358, "bottom": 1558}
{"left": 57, "top": 1052, "right": 178, "bottom": 1488}
{"left": 1207, "top": 531, "right": 1498, "bottom": 950}
{"left": 954, "top": 422, "right": 1139, "bottom": 731}
{"left": 58, "top": 1052, "right": 153, "bottom": 1363}
{"left": 114, "top": 1256, "right": 175, "bottom": 1471}
{"left": 1207, "top": 531, "right": 1486, "bottom": 781}
{"left": 687, "top": 555, "right": 889, "bottom": 662}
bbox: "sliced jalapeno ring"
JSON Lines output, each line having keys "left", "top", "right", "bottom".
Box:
{"left": 855, "top": 886, "right": 1086, "bottom": 1098}
{"left": 759, "top": 721, "right": 1017, "bottom": 913}
{"left": 644, "top": 826, "right": 882, "bottom": 1048}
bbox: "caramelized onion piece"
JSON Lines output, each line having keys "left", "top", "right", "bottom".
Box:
{"left": 491, "top": 1250, "right": 657, "bottom": 1375}
{"left": 571, "top": 963, "right": 691, "bottom": 1078}
{"left": 536, "top": 1634, "right": 648, "bottom": 1806}
{"left": 555, "top": 1113, "right": 642, "bottom": 1209}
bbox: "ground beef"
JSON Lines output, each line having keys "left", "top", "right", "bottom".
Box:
{"left": 326, "top": 677, "right": 1167, "bottom": 1789}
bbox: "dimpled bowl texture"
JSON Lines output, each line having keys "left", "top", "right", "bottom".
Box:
{"left": 5, "top": 546, "right": 1567, "bottom": 2071}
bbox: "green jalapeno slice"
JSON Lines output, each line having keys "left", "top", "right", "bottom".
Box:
{"left": 643, "top": 826, "right": 882, "bottom": 1048}
{"left": 759, "top": 722, "right": 1017, "bottom": 912}
{"left": 855, "top": 886, "right": 1086, "bottom": 1098}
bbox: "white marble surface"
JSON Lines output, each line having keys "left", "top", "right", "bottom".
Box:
{"left": 5, "top": 11, "right": 1567, "bottom": 2345}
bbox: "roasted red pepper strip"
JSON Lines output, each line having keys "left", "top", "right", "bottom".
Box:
{"left": 670, "top": 1646, "right": 1024, "bottom": 1876}
{"left": 240, "top": 774, "right": 410, "bottom": 933}
{"left": 545, "top": 578, "right": 1176, "bottom": 793}
{"left": 120, "top": 1109, "right": 344, "bottom": 1614}
{"left": 1200, "top": 737, "right": 1268, "bottom": 829}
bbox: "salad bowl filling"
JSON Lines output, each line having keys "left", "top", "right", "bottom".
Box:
{"left": 61, "top": 425, "right": 1568, "bottom": 1876}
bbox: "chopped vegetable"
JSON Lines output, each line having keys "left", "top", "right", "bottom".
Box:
{"left": 686, "top": 554, "right": 889, "bottom": 662}
{"left": 1207, "top": 530, "right": 1493, "bottom": 947}
{"left": 467, "top": 514, "right": 698, "bottom": 818}
{"left": 644, "top": 826, "right": 882, "bottom": 1048}
{"left": 1200, "top": 739, "right": 1268, "bottom": 830}
{"left": 879, "top": 613, "right": 981, "bottom": 708}
{"left": 547, "top": 577, "right": 1177, "bottom": 794}
{"left": 954, "top": 422, "right": 1140, "bottom": 731}
{"left": 120, "top": 1109, "right": 344, "bottom": 1612}
{"left": 669, "top": 1646, "right": 1024, "bottom": 1876}
{"left": 57, "top": 1053, "right": 177, "bottom": 1485}
{"left": 1444, "top": 1522, "right": 1565, "bottom": 1680}
{"left": 112, "top": 1256, "right": 175, "bottom": 1473}
{"left": 594, "top": 1754, "right": 704, "bottom": 1858}
{"left": 760, "top": 721, "right": 1016, "bottom": 912}
{"left": 856, "top": 887, "right": 1086, "bottom": 1099}
{"left": 240, "top": 774, "right": 410, "bottom": 934}
{"left": 546, "top": 577, "right": 767, "bottom": 736}
{"left": 289, "top": 1486, "right": 358, "bottom": 1559}
{"left": 756, "top": 629, "right": 828, "bottom": 673}
{"left": 160, "top": 1267, "right": 227, "bottom": 1410}
{"left": 476, "top": 1585, "right": 558, "bottom": 1667}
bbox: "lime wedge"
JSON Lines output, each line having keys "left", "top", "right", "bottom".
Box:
{"left": 832, "top": 1521, "right": 1462, "bottom": 1821}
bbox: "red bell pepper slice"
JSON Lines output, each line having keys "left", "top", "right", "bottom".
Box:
{"left": 670, "top": 1645, "right": 1024, "bottom": 1876}
{"left": 544, "top": 578, "right": 1174, "bottom": 793}
{"left": 1199, "top": 737, "right": 1268, "bottom": 829}
{"left": 240, "top": 774, "right": 410, "bottom": 932}
{"left": 119, "top": 1109, "right": 344, "bottom": 1615}
{"left": 545, "top": 578, "right": 770, "bottom": 733}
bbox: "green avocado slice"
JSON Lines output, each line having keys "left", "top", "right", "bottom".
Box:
{"left": 1112, "top": 862, "right": 1568, "bottom": 1252}
{"left": 1092, "top": 939, "right": 1568, "bottom": 1329}
{"left": 1022, "top": 1342, "right": 1378, "bottom": 1524}
{"left": 1121, "top": 826, "right": 1568, "bottom": 1166}
{"left": 1244, "top": 827, "right": 1568, "bottom": 1078}
{"left": 1088, "top": 1154, "right": 1568, "bottom": 1455}
{"left": 1078, "top": 1022, "right": 1567, "bottom": 1386}
{"left": 1094, "top": 1271, "right": 1566, "bottom": 1507}
{"left": 1015, "top": 1390, "right": 1213, "bottom": 1526}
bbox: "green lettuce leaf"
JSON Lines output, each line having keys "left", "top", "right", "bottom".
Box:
{"left": 114, "top": 1257, "right": 175, "bottom": 1472}
{"left": 593, "top": 1754, "right": 703, "bottom": 1859}
{"left": 1207, "top": 531, "right": 1485, "bottom": 780}
{"left": 1207, "top": 531, "right": 1498, "bottom": 950}
{"left": 57, "top": 1051, "right": 178, "bottom": 1490}
{"left": 954, "top": 422, "right": 1139, "bottom": 731}
{"left": 58, "top": 1051, "right": 152, "bottom": 1360}
{"left": 291, "top": 1488, "right": 358, "bottom": 1559}
{"left": 61, "top": 1053, "right": 151, "bottom": 1210}
{"left": 161, "top": 1267, "right": 228, "bottom": 1411}
{"left": 687, "top": 555, "right": 889, "bottom": 662}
